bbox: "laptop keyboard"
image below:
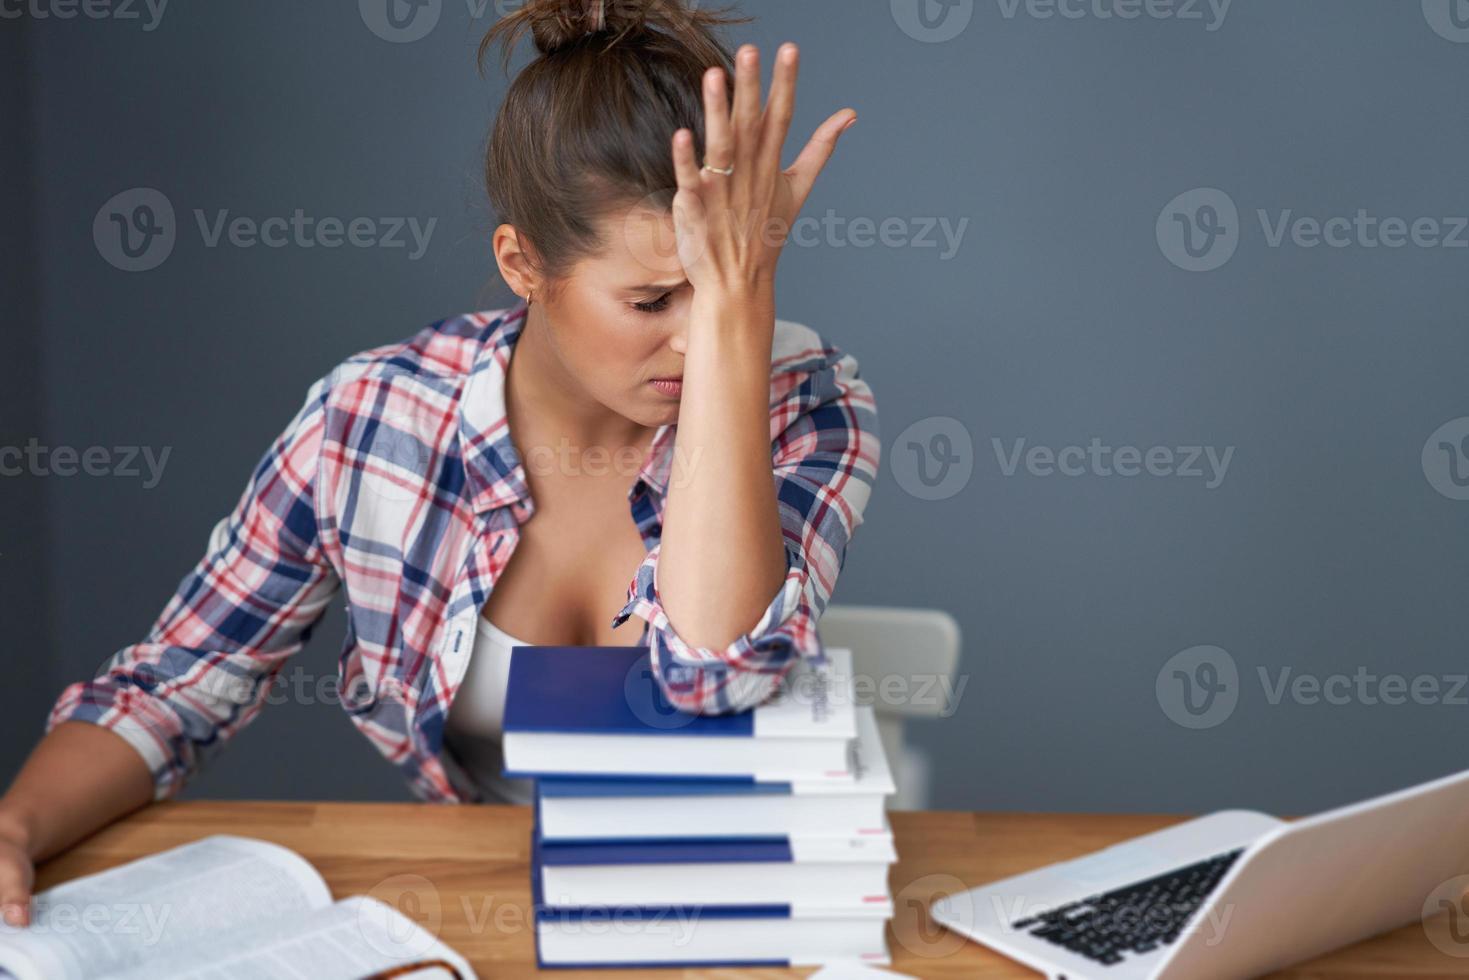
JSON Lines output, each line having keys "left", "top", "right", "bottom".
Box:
{"left": 1009, "top": 847, "right": 1244, "bottom": 968}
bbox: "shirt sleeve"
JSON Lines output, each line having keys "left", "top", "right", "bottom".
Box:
{"left": 44, "top": 372, "right": 342, "bottom": 801}
{"left": 611, "top": 335, "right": 881, "bottom": 714}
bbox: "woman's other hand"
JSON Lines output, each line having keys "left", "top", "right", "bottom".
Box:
{"left": 0, "top": 811, "right": 34, "bottom": 928}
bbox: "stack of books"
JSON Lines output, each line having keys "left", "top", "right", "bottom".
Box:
{"left": 501, "top": 645, "right": 898, "bottom": 969}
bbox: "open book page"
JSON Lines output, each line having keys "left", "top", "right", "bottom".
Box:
{"left": 102, "top": 895, "right": 478, "bottom": 980}
{"left": 0, "top": 834, "right": 332, "bottom": 980}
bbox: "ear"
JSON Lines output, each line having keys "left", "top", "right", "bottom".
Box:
{"left": 491, "top": 223, "right": 541, "bottom": 297}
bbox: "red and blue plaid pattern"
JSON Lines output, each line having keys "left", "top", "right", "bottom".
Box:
{"left": 45, "top": 301, "right": 880, "bottom": 803}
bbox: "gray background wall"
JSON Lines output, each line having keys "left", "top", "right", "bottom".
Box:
{"left": 3, "top": 0, "right": 1467, "bottom": 814}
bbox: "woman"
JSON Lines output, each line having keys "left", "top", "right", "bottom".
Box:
{"left": 0, "top": 0, "right": 878, "bottom": 927}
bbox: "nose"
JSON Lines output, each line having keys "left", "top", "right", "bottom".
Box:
{"left": 668, "top": 317, "right": 688, "bottom": 355}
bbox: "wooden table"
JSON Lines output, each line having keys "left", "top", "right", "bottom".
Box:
{"left": 33, "top": 803, "right": 1462, "bottom": 978}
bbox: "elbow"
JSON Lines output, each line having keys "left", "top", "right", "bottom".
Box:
{"left": 649, "top": 633, "right": 796, "bottom": 717}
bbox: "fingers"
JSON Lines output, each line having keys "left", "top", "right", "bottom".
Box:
{"left": 669, "top": 129, "right": 711, "bottom": 272}
{"left": 730, "top": 45, "right": 762, "bottom": 176}
{"left": 0, "top": 859, "right": 33, "bottom": 928}
{"left": 701, "top": 65, "right": 733, "bottom": 175}
{"left": 671, "top": 128, "right": 702, "bottom": 192}
{"left": 756, "top": 43, "right": 799, "bottom": 189}
{"left": 783, "top": 107, "right": 858, "bottom": 210}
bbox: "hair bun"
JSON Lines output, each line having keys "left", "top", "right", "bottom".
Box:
{"left": 478, "top": 0, "right": 748, "bottom": 81}
{"left": 523, "top": 0, "right": 654, "bottom": 55}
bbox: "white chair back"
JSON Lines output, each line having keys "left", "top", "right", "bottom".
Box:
{"left": 818, "top": 605, "right": 962, "bottom": 810}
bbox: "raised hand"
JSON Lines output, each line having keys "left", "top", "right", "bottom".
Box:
{"left": 669, "top": 43, "right": 857, "bottom": 295}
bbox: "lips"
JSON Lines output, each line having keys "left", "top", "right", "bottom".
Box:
{"left": 649, "top": 377, "right": 683, "bottom": 397}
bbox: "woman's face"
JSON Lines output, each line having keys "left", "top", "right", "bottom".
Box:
{"left": 508, "top": 206, "right": 693, "bottom": 429}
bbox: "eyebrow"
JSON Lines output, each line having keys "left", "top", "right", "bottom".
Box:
{"left": 624, "top": 279, "right": 689, "bottom": 294}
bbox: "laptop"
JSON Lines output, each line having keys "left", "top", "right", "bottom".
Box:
{"left": 929, "top": 765, "right": 1469, "bottom": 979}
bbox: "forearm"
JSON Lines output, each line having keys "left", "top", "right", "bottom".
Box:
{"left": 657, "top": 287, "right": 789, "bottom": 650}
{"left": 0, "top": 721, "right": 155, "bottom": 862}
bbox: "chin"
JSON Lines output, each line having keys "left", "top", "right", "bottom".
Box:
{"left": 622, "top": 392, "right": 681, "bottom": 428}
{"left": 640, "top": 403, "right": 681, "bottom": 427}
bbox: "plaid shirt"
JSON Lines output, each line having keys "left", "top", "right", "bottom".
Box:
{"left": 45, "top": 301, "right": 880, "bottom": 804}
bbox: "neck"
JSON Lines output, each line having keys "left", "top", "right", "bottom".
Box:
{"left": 506, "top": 304, "right": 650, "bottom": 458}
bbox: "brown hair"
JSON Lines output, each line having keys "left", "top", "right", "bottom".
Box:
{"left": 480, "top": 0, "right": 752, "bottom": 301}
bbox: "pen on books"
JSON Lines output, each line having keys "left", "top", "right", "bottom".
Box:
{"left": 356, "top": 960, "right": 464, "bottom": 980}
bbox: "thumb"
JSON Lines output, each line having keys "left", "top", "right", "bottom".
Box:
{"left": 783, "top": 109, "right": 857, "bottom": 211}
{"left": 1, "top": 896, "right": 32, "bottom": 929}
{"left": 0, "top": 864, "right": 34, "bottom": 928}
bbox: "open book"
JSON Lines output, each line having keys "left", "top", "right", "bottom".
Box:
{"left": 0, "top": 834, "right": 476, "bottom": 980}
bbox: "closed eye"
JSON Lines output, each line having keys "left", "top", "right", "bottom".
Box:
{"left": 631, "top": 292, "right": 672, "bottom": 314}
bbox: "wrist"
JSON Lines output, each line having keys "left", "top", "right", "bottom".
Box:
{"left": 692, "top": 281, "right": 776, "bottom": 320}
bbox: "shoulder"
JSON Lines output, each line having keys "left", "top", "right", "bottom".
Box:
{"left": 297, "top": 306, "right": 520, "bottom": 433}
{"left": 323, "top": 307, "right": 517, "bottom": 397}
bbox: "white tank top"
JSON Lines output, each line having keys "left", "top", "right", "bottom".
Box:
{"left": 442, "top": 612, "right": 538, "bottom": 805}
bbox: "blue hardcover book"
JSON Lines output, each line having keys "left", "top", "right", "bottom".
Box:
{"left": 536, "top": 706, "right": 895, "bottom": 842}
{"left": 530, "top": 839, "right": 891, "bottom": 969}
{"left": 533, "top": 826, "right": 896, "bottom": 912}
{"left": 501, "top": 646, "right": 858, "bottom": 781}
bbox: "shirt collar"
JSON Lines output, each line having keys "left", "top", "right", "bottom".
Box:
{"left": 458, "top": 300, "right": 677, "bottom": 516}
